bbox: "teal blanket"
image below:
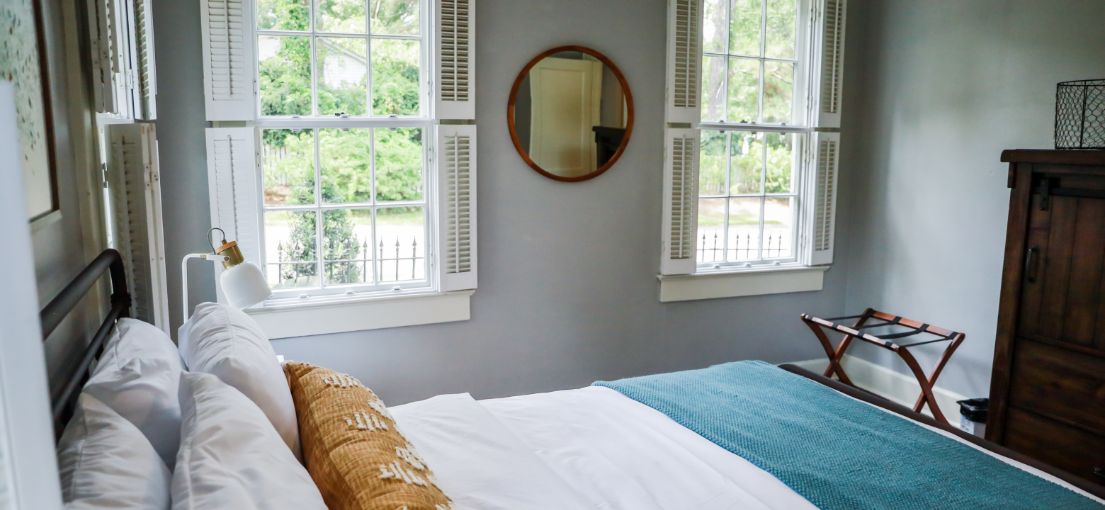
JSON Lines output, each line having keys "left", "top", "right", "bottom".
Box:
{"left": 595, "top": 361, "right": 1101, "bottom": 509}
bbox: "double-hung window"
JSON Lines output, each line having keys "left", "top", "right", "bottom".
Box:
{"left": 660, "top": 0, "right": 846, "bottom": 301}
{"left": 199, "top": 0, "right": 477, "bottom": 336}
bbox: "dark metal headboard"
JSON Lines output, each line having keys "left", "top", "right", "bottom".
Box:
{"left": 41, "top": 249, "right": 131, "bottom": 437}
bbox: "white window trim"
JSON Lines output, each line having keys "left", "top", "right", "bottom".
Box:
{"left": 203, "top": 0, "right": 477, "bottom": 336}
{"left": 247, "top": 289, "right": 472, "bottom": 338}
{"left": 658, "top": 265, "right": 826, "bottom": 303}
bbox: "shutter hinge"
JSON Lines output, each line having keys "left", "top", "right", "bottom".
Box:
{"left": 101, "top": 163, "right": 109, "bottom": 188}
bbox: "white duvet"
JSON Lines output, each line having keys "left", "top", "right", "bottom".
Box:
{"left": 391, "top": 386, "right": 1104, "bottom": 510}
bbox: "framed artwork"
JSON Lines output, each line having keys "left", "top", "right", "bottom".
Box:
{"left": 0, "top": 0, "right": 58, "bottom": 221}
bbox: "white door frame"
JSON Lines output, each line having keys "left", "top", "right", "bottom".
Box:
{"left": 528, "top": 57, "right": 603, "bottom": 177}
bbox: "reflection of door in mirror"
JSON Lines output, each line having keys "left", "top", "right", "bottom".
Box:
{"left": 528, "top": 57, "right": 603, "bottom": 178}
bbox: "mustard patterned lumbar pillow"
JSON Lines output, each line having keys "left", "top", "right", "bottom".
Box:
{"left": 284, "top": 362, "right": 454, "bottom": 510}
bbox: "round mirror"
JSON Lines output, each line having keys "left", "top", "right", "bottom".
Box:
{"left": 508, "top": 46, "right": 634, "bottom": 182}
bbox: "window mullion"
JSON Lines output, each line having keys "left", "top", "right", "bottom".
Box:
{"left": 758, "top": 0, "right": 768, "bottom": 124}
{"left": 313, "top": 128, "right": 325, "bottom": 288}
{"left": 722, "top": 131, "right": 732, "bottom": 262}
{"left": 369, "top": 128, "right": 379, "bottom": 285}
{"left": 365, "top": 0, "right": 373, "bottom": 117}
{"left": 757, "top": 132, "right": 767, "bottom": 261}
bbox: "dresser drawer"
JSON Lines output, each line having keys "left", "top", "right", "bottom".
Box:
{"left": 1005, "top": 407, "right": 1105, "bottom": 484}
{"left": 1008, "top": 339, "right": 1105, "bottom": 432}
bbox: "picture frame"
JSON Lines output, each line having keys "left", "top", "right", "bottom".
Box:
{"left": 0, "top": 0, "right": 59, "bottom": 222}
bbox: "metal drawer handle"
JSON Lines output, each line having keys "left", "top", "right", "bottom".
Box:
{"left": 1094, "top": 466, "right": 1104, "bottom": 480}
{"left": 1025, "top": 246, "right": 1040, "bottom": 283}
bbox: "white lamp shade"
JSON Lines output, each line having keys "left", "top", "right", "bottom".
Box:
{"left": 220, "top": 262, "right": 272, "bottom": 309}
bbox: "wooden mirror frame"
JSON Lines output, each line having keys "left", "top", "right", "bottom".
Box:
{"left": 507, "top": 45, "right": 635, "bottom": 182}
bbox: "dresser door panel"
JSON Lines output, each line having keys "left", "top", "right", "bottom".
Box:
{"left": 1009, "top": 339, "right": 1105, "bottom": 433}
{"left": 1004, "top": 407, "right": 1105, "bottom": 483}
{"left": 1019, "top": 190, "right": 1105, "bottom": 354}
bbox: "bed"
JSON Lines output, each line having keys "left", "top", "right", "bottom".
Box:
{"left": 44, "top": 250, "right": 1105, "bottom": 509}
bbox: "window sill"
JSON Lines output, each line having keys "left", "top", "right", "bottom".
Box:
{"left": 657, "top": 266, "right": 828, "bottom": 303}
{"left": 244, "top": 290, "right": 473, "bottom": 339}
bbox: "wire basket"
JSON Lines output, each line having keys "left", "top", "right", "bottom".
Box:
{"left": 1055, "top": 79, "right": 1105, "bottom": 150}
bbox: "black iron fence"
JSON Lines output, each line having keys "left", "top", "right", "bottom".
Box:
{"left": 697, "top": 229, "right": 792, "bottom": 263}
{"left": 268, "top": 235, "right": 425, "bottom": 287}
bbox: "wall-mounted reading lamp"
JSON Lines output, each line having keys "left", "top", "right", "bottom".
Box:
{"left": 181, "top": 228, "right": 272, "bottom": 321}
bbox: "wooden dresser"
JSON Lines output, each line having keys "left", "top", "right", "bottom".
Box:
{"left": 988, "top": 150, "right": 1105, "bottom": 485}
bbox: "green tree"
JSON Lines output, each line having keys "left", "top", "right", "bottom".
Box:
{"left": 282, "top": 183, "right": 362, "bottom": 285}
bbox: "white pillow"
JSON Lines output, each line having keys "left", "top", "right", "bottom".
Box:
{"left": 178, "top": 302, "right": 299, "bottom": 457}
{"left": 172, "top": 372, "right": 326, "bottom": 510}
{"left": 83, "top": 318, "right": 183, "bottom": 467}
{"left": 58, "top": 393, "right": 171, "bottom": 509}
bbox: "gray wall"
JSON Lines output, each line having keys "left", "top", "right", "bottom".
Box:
{"left": 154, "top": 0, "right": 856, "bottom": 405}
{"left": 839, "top": 0, "right": 1105, "bottom": 398}
{"left": 35, "top": 0, "right": 108, "bottom": 390}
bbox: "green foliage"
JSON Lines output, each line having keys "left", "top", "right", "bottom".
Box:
{"left": 282, "top": 184, "right": 362, "bottom": 285}
{"left": 701, "top": 0, "right": 798, "bottom": 124}
{"left": 700, "top": 131, "right": 793, "bottom": 196}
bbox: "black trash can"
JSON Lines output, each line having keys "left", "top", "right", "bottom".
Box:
{"left": 956, "top": 398, "right": 989, "bottom": 437}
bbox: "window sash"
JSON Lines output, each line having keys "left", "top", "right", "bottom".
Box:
{"left": 250, "top": 1, "right": 437, "bottom": 301}
{"left": 254, "top": 0, "right": 430, "bottom": 120}
{"left": 702, "top": 0, "right": 810, "bottom": 127}
{"left": 696, "top": 126, "right": 805, "bottom": 268}
{"left": 256, "top": 124, "right": 433, "bottom": 299}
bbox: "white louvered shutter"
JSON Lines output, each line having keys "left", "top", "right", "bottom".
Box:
{"left": 205, "top": 128, "right": 262, "bottom": 276}
{"left": 665, "top": 0, "right": 702, "bottom": 125}
{"left": 809, "top": 132, "right": 839, "bottom": 265}
{"left": 106, "top": 124, "right": 170, "bottom": 332}
{"left": 436, "top": 125, "right": 477, "bottom": 291}
{"left": 132, "top": 0, "right": 157, "bottom": 119}
{"left": 88, "top": 0, "right": 132, "bottom": 117}
{"left": 661, "top": 128, "right": 700, "bottom": 275}
{"left": 200, "top": 0, "right": 254, "bottom": 121}
{"left": 812, "top": 0, "right": 846, "bottom": 128}
{"left": 435, "top": 0, "right": 475, "bottom": 120}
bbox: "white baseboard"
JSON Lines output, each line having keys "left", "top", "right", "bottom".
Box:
{"left": 784, "top": 356, "right": 966, "bottom": 427}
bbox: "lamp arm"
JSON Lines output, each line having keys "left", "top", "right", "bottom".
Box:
{"left": 181, "top": 253, "right": 222, "bottom": 322}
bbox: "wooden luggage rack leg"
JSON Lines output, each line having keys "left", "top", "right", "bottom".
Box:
{"left": 800, "top": 309, "right": 966, "bottom": 426}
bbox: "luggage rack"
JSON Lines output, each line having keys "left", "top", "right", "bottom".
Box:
{"left": 800, "top": 308, "right": 966, "bottom": 425}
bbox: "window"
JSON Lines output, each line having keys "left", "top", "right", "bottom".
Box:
{"left": 253, "top": 0, "right": 430, "bottom": 298}
{"left": 660, "top": 0, "right": 845, "bottom": 300}
{"left": 200, "top": 0, "right": 477, "bottom": 333}
{"left": 698, "top": 0, "right": 805, "bottom": 269}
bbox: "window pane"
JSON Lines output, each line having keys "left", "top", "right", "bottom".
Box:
{"left": 730, "top": 131, "right": 763, "bottom": 194}
{"left": 697, "top": 198, "right": 726, "bottom": 264}
{"left": 375, "top": 207, "right": 426, "bottom": 283}
{"left": 765, "top": 0, "right": 797, "bottom": 59}
{"left": 322, "top": 209, "right": 373, "bottom": 285}
{"left": 702, "top": 0, "right": 727, "bottom": 54}
{"left": 371, "top": 38, "right": 421, "bottom": 116}
{"left": 701, "top": 54, "right": 727, "bottom": 123}
{"left": 374, "top": 127, "right": 424, "bottom": 202}
{"left": 259, "top": 36, "right": 312, "bottom": 116}
{"left": 317, "top": 37, "right": 368, "bottom": 116}
{"left": 262, "top": 129, "right": 316, "bottom": 206}
{"left": 265, "top": 210, "right": 319, "bottom": 290}
{"left": 762, "top": 60, "right": 794, "bottom": 124}
{"left": 319, "top": 128, "right": 372, "bottom": 204}
{"left": 316, "top": 0, "right": 366, "bottom": 33}
{"left": 729, "top": 0, "right": 762, "bottom": 57}
{"left": 727, "top": 57, "right": 759, "bottom": 123}
{"left": 763, "top": 196, "right": 795, "bottom": 259}
{"left": 728, "top": 197, "right": 761, "bottom": 262}
{"left": 257, "top": 0, "right": 309, "bottom": 31}
{"left": 765, "top": 132, "right": 795, "bottom": 193}
{"left": 699, "top": 130, "right": 727, "bottom": 196}
{"left": 371, "top": 0, "right": 420, "bottom": 36}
